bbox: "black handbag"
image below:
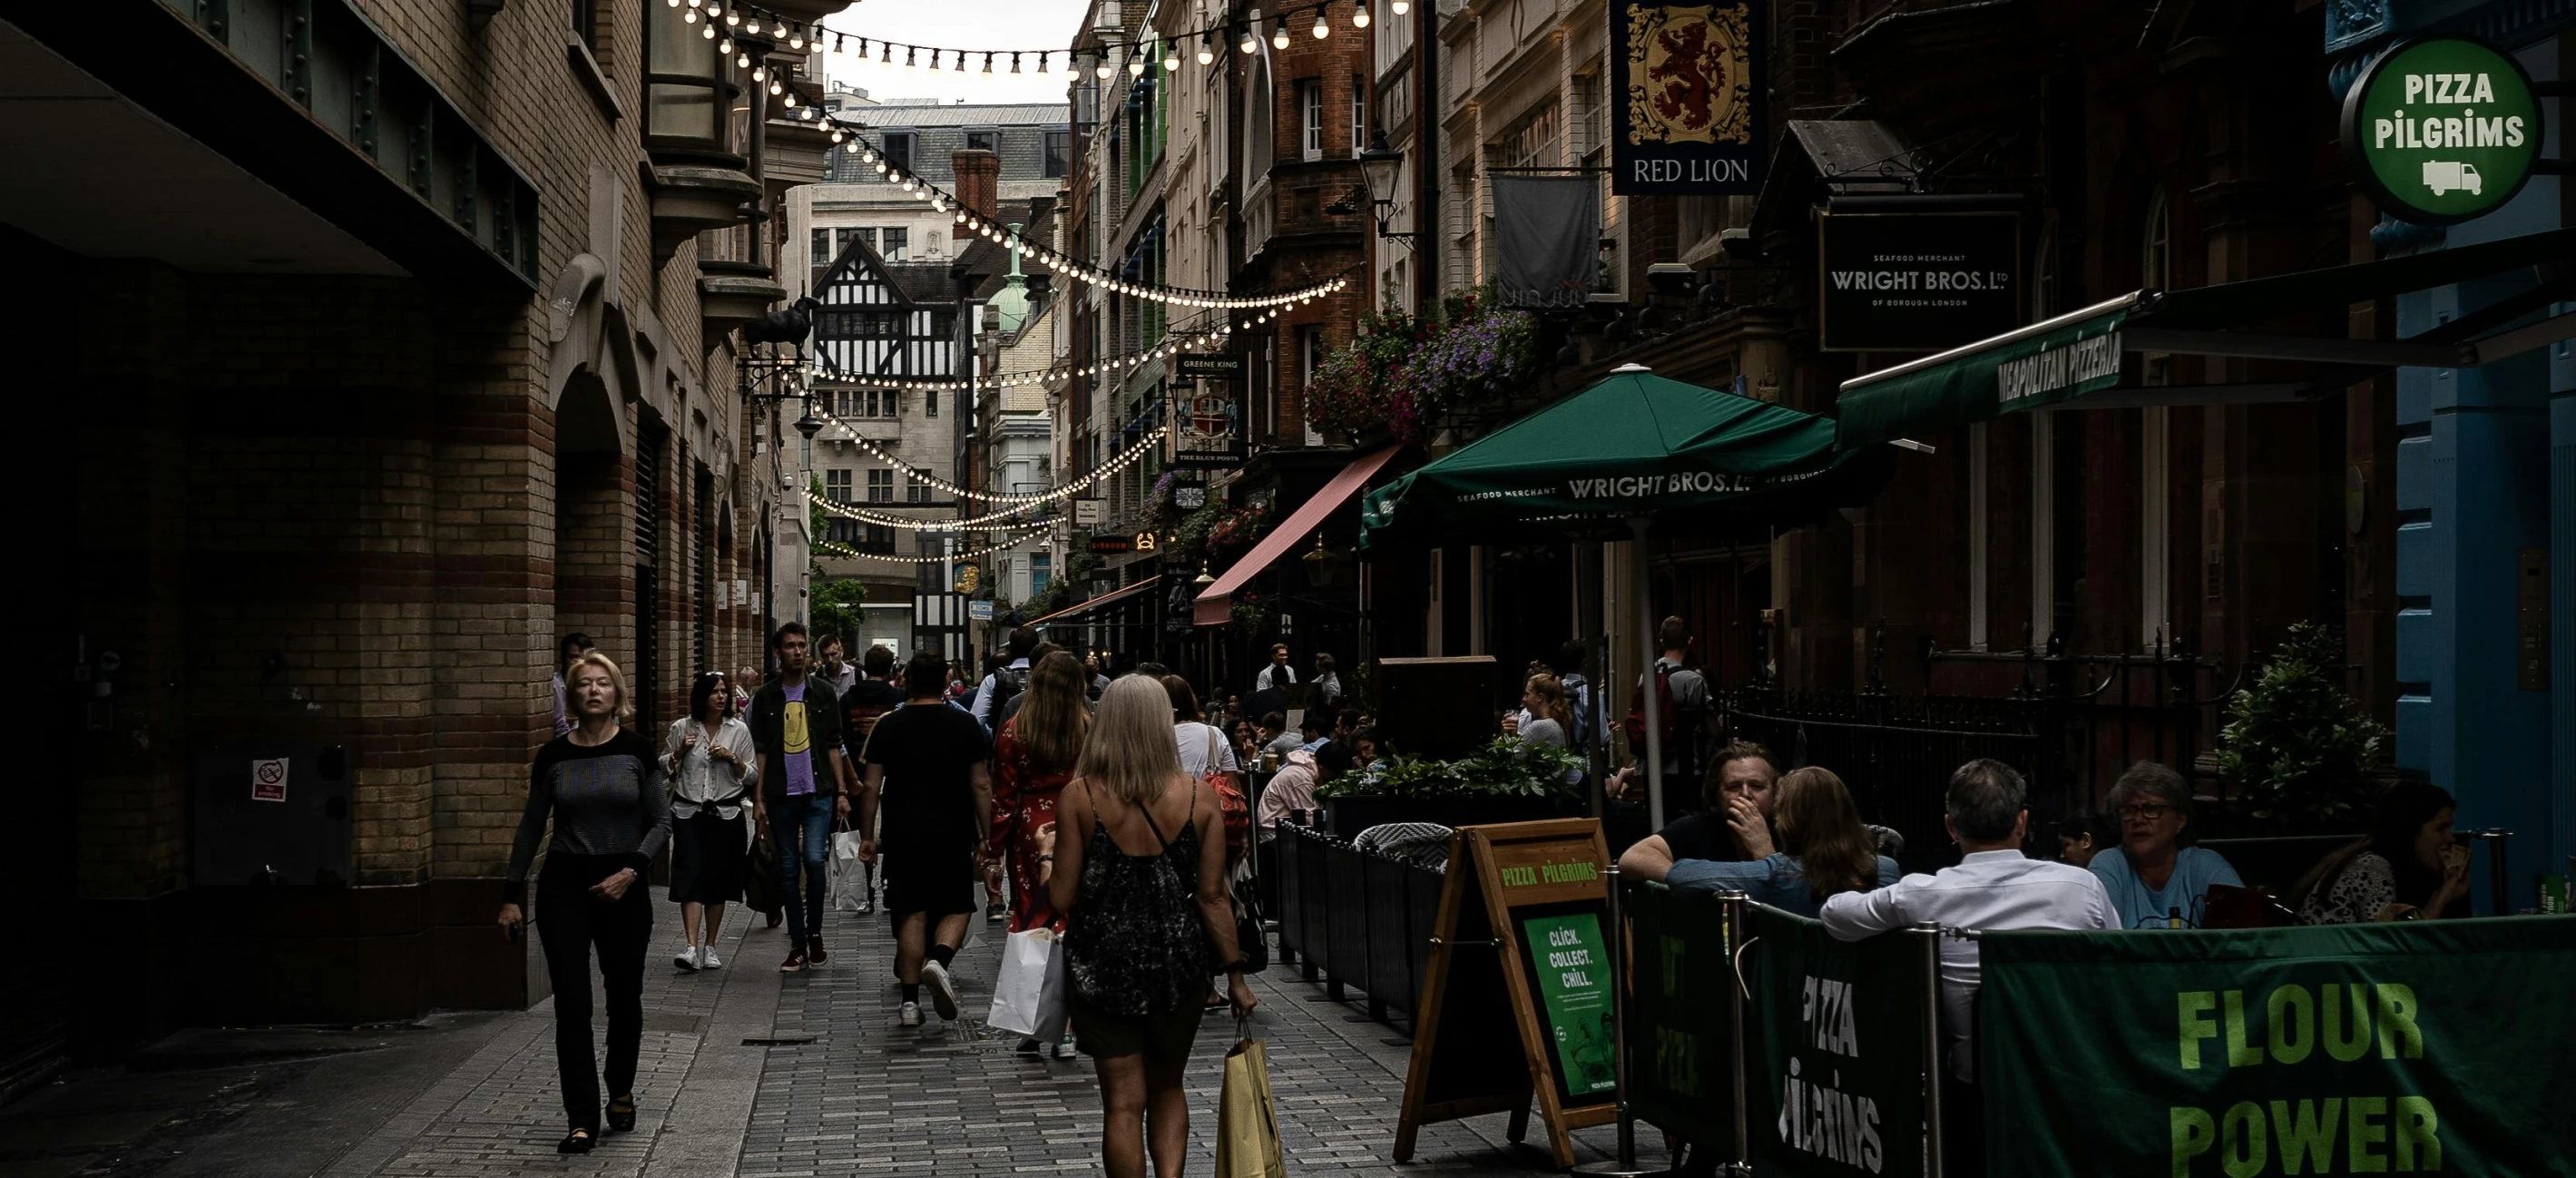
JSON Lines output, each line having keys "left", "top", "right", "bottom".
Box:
{"left": 742, "top": 826, "right": 782, "bottom": 918}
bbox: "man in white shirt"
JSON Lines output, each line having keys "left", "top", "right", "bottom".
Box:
{"left": 1818, "top": 758, "right": 2116, "bottom": 1167}
{"left": 1253, "top": 643, "right": 1297, "bottom": 693}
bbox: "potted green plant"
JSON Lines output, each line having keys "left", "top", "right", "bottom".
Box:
{"left": 2202, "top": 622, "right": 2395, "bottom": 890}
{"left": 1313, "top": 736, "right": 1586, "bottom": 836}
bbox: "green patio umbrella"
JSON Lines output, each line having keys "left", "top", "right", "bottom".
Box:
{"left": 1358, "top": 366, "right": 1895, "bottom": 549}
{"left": 1357, "top": 365, "right": 1898, "bottom": 836}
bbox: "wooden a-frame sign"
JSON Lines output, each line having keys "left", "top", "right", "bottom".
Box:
{"left": 1395, "top": 819, "right": 1618, "bottom": 1169}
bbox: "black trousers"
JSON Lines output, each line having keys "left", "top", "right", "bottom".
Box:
{"left": 537, "top": 855, "right": 651, "bottom": 1133}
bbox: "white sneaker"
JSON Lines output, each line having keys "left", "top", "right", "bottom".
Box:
{"left": 921, "top": 959, "right": 960, "bottom": 1020}
{"left": 698, "top": 947, "right": 723, "bottom": 970}
{"left": 898, "top": 1001, "right": 924, "bottom": 1027}
{"left": 673, "top": 946, "right": 700, "bottom": 971}
{"left": 1053, "top": 1036, "right": 1079, "bottom": 1059}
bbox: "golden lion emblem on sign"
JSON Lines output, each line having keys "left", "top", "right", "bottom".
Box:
{"left": 1625, "top": 3, "right": 1753, "bottom": 146}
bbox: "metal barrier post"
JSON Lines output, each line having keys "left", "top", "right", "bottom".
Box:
{"left": 1915, "top": 921, "right": 1944, "bottom": 1178}
{"left": 1574, "top": 866, "right": 1669, "bottom": 1176}
{"left": 1723, "top": 891, "right": 1750, "bottom": 1177}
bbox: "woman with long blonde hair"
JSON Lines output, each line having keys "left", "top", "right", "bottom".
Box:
{"left": 1049, "top": 675, "right": 1257, "bottom": 1178}
{"left": 1665, "top": 766, "right": 1896, "bottom": 917}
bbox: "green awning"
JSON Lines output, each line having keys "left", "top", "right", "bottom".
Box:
{"left": 1358, "top": 368, "right": 1895, "bottom": 549}
{"left": 1834, "top": 292, "right": 2141, "bottom": 448}
{"left": 1833, "top": 226, "right": 2576, "bottom": 449}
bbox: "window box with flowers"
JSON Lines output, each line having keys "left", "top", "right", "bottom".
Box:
{"left": 1304, "top": 292, "right": 1541, "bottom": 447}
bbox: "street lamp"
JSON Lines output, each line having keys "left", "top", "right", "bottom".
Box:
{"left": 1356, "top": 132, "right": 1415, "bottom": 241}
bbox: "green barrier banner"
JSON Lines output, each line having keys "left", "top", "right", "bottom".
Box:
{"left": 1623, "top": 881, "right": 1739, "bottom": 1153}
{"left": 1745, "top": 904, "right": 1930, "bottom": 1177}
{"left": 1522, "top": 912, "right": 1619, "bottom": 1100}
{"left": 1981, "top": 916, "right": 2576, "bottom": 1177}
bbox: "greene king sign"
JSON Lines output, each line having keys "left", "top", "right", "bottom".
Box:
{"left": 2341, "top": 35, "right": 2543, "bottom": 225}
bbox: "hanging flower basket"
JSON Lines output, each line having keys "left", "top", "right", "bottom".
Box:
{"left": 1303, "top": 294, "right": 1539, "bottom": 447}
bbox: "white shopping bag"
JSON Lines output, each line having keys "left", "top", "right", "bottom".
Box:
{"left": 829, "top": 829, "right": 868, "bottom": 912}
{"left": 986, "top": 927, "right": 1069, "bottom": 1041}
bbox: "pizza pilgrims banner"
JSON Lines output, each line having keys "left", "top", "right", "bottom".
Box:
{"left": 1611, "top": 1, "right": 1764, "bottom": 195}
{"left": 1744, "top": 905, "right": 1930, "bottom": 1178}
{"left": 1979, "top": 918, "right": 2576, "bottom": 1177}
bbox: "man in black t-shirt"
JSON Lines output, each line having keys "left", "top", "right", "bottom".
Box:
{"left": 837, "top": 644, "right": 906, "bottom": 916}
{"left": 856, "top": 651, "right": 994, "bottom": 1027}
{"left": 1615, "top": 741, "right": 1780, "bottom": 884}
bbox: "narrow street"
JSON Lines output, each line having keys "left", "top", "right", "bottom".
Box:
{"left": 0, "top": 893, "right": 1624, "bottom": 1177}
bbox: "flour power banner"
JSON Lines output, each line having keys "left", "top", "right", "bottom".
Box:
{"left": 1980, "top": 917, "right": 2576, "bottom": 1177}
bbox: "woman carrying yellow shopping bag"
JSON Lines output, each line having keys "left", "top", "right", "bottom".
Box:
{"left": 1051, "top": 676, "right": 1259, "bottom": 1178}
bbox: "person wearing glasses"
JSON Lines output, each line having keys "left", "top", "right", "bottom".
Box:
{"left": 2088, "top": 761, "right": 2241, "bottom": 929}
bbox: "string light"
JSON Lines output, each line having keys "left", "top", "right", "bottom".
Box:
{"left": 816, "top": 522, "right": 1052, "bottom": 565}
{"left": 818, "top": 120, "right": 1351, "bottom": 310}
{"left": 806, "top": 426, "right": 1171, "bottom": 516}
{"left": 1161, "top": 41, "right": 1180, "bottom": 72}
{"left": 1272, "top": 15, "right": 1290, "bottom": 48}
{"left": 1312, "top": 7, "right": 1330, "bottom": 37}
{"left": 1197, "top": 34, "right": 1215, "bottom": 64}
{"left": 1354, "top": 0, "right": 1370, "bottom": 27}
{"left": 1238, "top": 23, "right": 1258, "bottom": 53}
{"left": 1391, "top": 0, "right": 1406, "bottom": 12}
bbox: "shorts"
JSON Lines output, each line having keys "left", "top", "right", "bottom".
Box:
{"left": 1070, "top": 996, "right": 1209, "bottom": 1063}
{"left": 880, "top": 839, "right": 980, "bottom": 920}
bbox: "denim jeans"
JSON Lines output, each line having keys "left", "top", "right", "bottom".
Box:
{"left": 769, "top": 793, "right": 832, "bottom": 945}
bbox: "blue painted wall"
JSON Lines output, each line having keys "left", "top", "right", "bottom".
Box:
{"left": 2385, "top": 27, "right": 2569, "bottom": 910}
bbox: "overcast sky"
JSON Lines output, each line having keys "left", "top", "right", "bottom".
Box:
{"left": 817, "top": 1, "right": 1095, "bottom": 106}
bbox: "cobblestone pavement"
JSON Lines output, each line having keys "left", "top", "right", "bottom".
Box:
{"left": 0, "top": 888, "right": 1661, "bottom": 1176}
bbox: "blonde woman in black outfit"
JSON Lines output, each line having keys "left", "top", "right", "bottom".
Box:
{"left": 497, "top": 652, "right": 671, "bottom": 1153}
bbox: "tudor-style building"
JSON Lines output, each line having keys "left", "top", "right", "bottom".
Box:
{"left": 803, "top": 152, "right": 1030, "bottom": 665}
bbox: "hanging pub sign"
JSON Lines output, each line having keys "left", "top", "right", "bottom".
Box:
{"left": 1170, "top": 481, "right": 1208, "bottom": 511}
{"left": 2340, "top": 34, "right": 2544, "bottom": 226}
{"left": 1817, "top": 211, "right": 2022, "bottom": 352}
{"left": 1169, "top": 381, "right": 1245, "bottom": 470}
{"left": 1073, "top": 497, "right": 1104, "bottom": 527}
{"left": 1610, "top": 1, "right": 1764, "bottom": 195}
{"left": 951, "top": 561, "right": 981, "bottom": 594}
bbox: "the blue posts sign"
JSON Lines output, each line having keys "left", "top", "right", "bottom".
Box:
{"left": 1610, "top": 2, "right": 1764, "bottom": 195}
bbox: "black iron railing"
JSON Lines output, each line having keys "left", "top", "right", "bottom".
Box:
{"left": 1270, "top": 825, "right": 1444, "bottom": 1026}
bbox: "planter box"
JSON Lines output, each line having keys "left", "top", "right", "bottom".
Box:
{"left": 1325, "top": 794, "right": 1562, "bottom": 838}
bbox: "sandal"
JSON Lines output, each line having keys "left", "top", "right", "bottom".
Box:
{"left": 605, "top": 1095, "right": 637, "bottom": 1134}
{"left": 557, "top": 1129, "right": 595, "bottom": 1154}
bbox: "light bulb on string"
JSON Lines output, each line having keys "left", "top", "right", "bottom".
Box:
{"left": 1162, "top": 42, "right": 1180, "bottom": 72}
{"left": 770, "top": 79, "right": 784, "bottom": 95}
{"left": 750, "top": 64, "right": 764, "bottom": 80}
{"left": 1198, "top": 34, "right": 1216, "bottom": 64}
{"left": 929, "top": 48, "right": 942, "bottom": 70}
{"left": 683, "top": 7, "right": 697, "bottom": 22}
{"left": 723, "top": 10, "right": 739, "bottom": 25}
{"left": 1128, "top": 53, "right": 1145, "bottom": 77}
{"left": 1036, "top": 51, "right": 1047, "bottom": 73}
{"left": 983, "top": 53, "right": 994, "bottom": 74}
{"left": 904, "top": 45, "right": 916, "bottom": 69}
{"left": 718, "top": 36, "right": 732, "bottom": 53}
{"left": 1313, "top": 7, "right": 1330, "bottom": 37}
{"left": 879, "top": 41, "right": 892, "bottom": 65}
{"left": 1273, "top": 16, "right": 1289, "bottom": 47}
{"left": 1391, "top": 0, "right": 1406, "bottom": 11}
{"left": 700, "top": 22, "right": 715, "bottom": 38}
{"left": 1010, "top": 53, "right": 1022, "bottom": 73}
{"left": 1354, "top": 0, "right": 1370, "bottom": 26}
{"left": 1095, "top": 53, "right": 1113, "bottom": 81}
{"left": 1239, "top": 23, "right": 1257, "bottom": 53}
{"left": 955, "top": 50, "right": 965, "bottom": 72}
{"left": 789, "top": 30, "right": 804, "bottom": 49}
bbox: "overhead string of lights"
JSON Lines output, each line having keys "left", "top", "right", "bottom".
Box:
{"left": 812, "top": 403, "right": 1167, "bottom": 506}
{"left": 815, "top": 309, "right": 1239, "bottom": 394}
{"left": 817, "top": 117, "right": 1349, "bottom": 310}
{"left": 805, "top": 426, "right": 1169, "bottom": 527}
{"left": 671, "top": 0, "right": 1353, "bottom": 309}
{"left": 692, "top": 0, "right": 1405, "bottom": 86}
{"left": 816, "top": 521, "right": 1053, "bottom": 564}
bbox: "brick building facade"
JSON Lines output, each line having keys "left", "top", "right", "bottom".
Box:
{"left": 6, "top": 0, "right": 817, "bottom": 1084}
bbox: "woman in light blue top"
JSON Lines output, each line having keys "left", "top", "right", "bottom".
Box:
{"left": 1669, "top": 767, "right": 1899, "bottom": 918}
{"left": 2088, "top": 761, "right": 2241, "bottom": 928}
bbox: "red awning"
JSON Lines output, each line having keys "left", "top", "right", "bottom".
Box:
{"left": 1028, "top": 574, "right": 1161, "bottom": 626}
{"left": 1193, "top": 447, "right": 1401, "bottom": 626}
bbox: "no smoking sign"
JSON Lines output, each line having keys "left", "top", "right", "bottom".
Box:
{"left": 252, "top": 757, "right": 289, "bottom": 803}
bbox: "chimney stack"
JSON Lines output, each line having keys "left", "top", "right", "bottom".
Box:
{"left": 951, "top": 149, "right": 999, "bottom": 240}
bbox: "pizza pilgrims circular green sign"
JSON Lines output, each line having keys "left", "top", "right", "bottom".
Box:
{"left": 2341, "top": 35, "right": 2544, "bottom": 225}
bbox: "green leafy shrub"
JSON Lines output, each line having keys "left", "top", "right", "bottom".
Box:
{"left": 2213, "top": 622, "right": 2392, "bottom": 833}
{"left": 1316, "top": 737, "right": 1586, "bottom": 803}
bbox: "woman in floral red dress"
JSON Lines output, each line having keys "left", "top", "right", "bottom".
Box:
{"left": 988, "top": 650, "right": 1090, "bottom": 1054}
